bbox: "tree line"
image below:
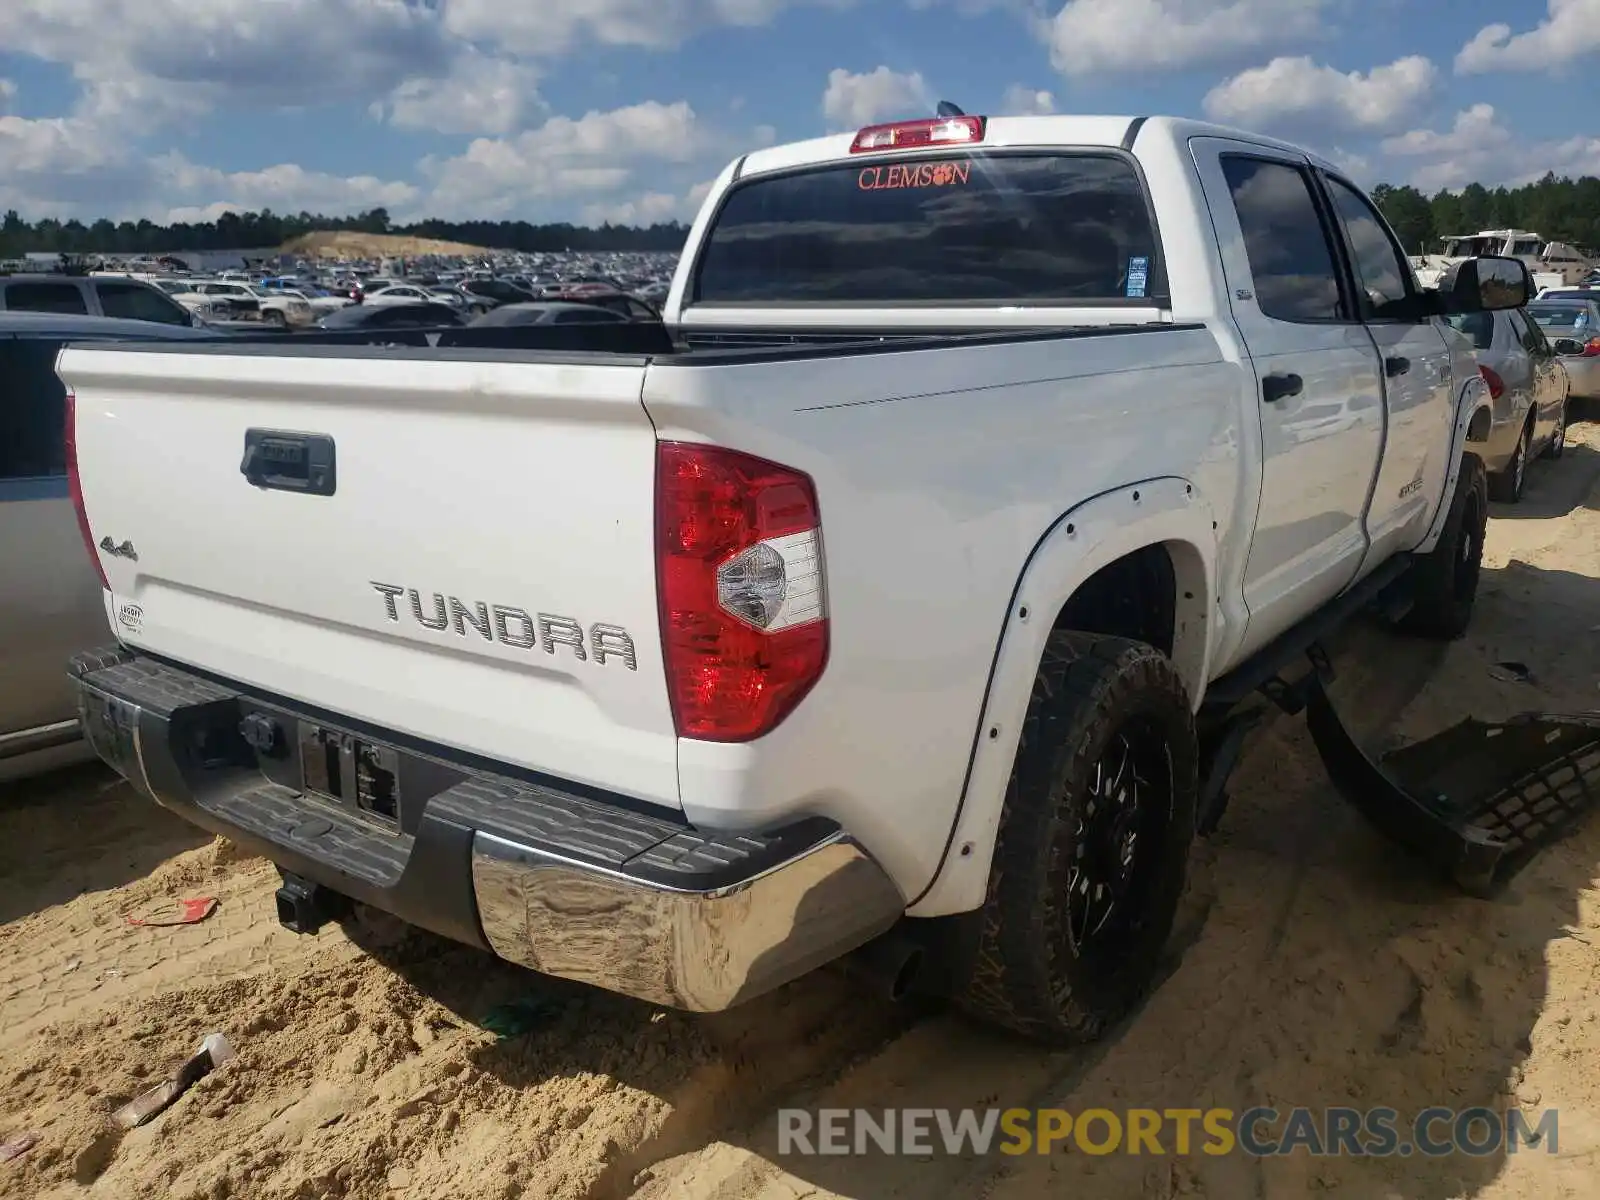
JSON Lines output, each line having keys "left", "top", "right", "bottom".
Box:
{"left": 1370, "top": 172, "right": 1600, "bottom": 256}
{"left": 0, "top": 207, "right": 690, "bottom": 258}
{"left": 2, "top": 170, "right": 1597, "bottom": 260}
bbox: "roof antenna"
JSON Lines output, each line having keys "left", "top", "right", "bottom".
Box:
{"left": 936, "top": 100, "right": 965, "bottom": 118}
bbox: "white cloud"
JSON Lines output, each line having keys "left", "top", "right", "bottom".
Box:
{"left": 375, "top": 52, "right": 545, "bottom": 136}
{"left": 686, "top": 177, "right": 718, "bottom": 208}
{"left": 582, "top": 172, "right": 725, "bottom": 226}
{"left": 1379, "top": 104, "right": 1600, "bottom": 192}
{"left": 0, "top": 0, "right": 454, "bottom": 122}
{"left": 152, "top": 154, "right": 420, "bottom": 219}
{"left": 0, "top": 112, "right": 141, "bottom": 212}
{"left": 1203, "top": 55, "right": 1436, "bottom": 133}
{"left": 1455, "top": 0, "right": 1600, "bottom": 74}
{"left": 0, "top": 79, "right": 15, "bottom": 114}
{"left": 1380, "top": 103, "right": 1506, "bottom": 161}
{"left": 421, "top": 100, "right": 720, "bottom": 219}
{"left": 821, "top": 66, "right": 928, "bottom": 129}
{"left": 0, "top": 121, "right": 418, "bottom": 220}
{"left": 1323, "top": 147, "right": 1372, "bottom": 182}
{"left": 582, "top": 191, "right": 683, "bottom": 225}
{"left": 443, "top": 0, "right": 853, "bottom": 56}
{"left": 1000, "top": 84, "right": 1056, "bottom": 115}
{"left": 0, "top": 0, "right": 829, "bottom": 146}
{"left": 1040, "top": 0, "right": 1330, "bottom": 76}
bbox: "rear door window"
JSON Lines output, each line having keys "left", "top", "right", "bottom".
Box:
{"left": 1444, "top": 312, "right": 1495, "bottom": 350}
{"left": 694, "top": 153, "right": 1162, "bottom": 304}
{"left": 95, "top": 281, "right": 190, "bottom": 325}
{"left": 1220, "top": 157, "right": 1346, "bottom": 323}
{"left": 2, "top": 282, "right": 89, "bottom": 315}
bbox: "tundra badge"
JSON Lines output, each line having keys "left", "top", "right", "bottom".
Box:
{"left": 370, "top": 582, "right": 637, "bottom": 669}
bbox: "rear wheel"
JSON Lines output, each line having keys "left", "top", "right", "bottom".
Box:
{"left": 956, "top": 633, "right": 1196, "bottom": 1044}
{"left": 1401, "top": 453, "right": 1487, "bottom": 641}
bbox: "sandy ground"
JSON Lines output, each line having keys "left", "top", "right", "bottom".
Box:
{"left": 3, "top": 416, "right": 1599, "bottom": 1200}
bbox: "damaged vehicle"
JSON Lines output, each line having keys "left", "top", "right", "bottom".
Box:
{"left": 59, "top": 111, "right": 1600, "bottom": 1043}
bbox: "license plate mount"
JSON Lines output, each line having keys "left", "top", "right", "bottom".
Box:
{"left": 298, "top": 725, "right": 401, "bottom": 832}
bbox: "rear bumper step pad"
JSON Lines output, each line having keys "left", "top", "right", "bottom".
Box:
{"left": 71, "top": 648, "right": 904, "bottom": 1010}
{"left": 1305, "top": 676, "right": 1600, "bottom": 895}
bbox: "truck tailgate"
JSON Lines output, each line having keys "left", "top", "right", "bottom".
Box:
{"left": 60, "top": 345, "right": 680, "bottom": 809}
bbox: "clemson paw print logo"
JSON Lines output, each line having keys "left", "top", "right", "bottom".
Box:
{"left": 930, "top": 163, "right": 956, "bottom": 186}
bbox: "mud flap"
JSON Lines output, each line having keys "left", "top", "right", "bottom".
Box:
{"left": 1305, "top": 678, "right": 1600, "bottom": 895}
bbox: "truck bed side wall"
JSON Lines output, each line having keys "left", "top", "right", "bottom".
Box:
{"left": 643, "top": 324, "right": 1246, "bottom": 908}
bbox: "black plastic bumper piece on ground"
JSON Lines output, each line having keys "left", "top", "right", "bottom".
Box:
{"left": 70, "top": 648, "right": 839, "bottom": 953}
{"left": 1304, "top": 676, "right": 1600, "bottom": 895}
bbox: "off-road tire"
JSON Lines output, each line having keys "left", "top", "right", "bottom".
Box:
{"left": 956, "top": 633, "right": 1197, "bottom": 1044}
{"left": 1542, "top": 401, "right": 1567, "bottom": 460}
{"left": 1400, "top": 453, "right": 1487, "bottom": 641}
{"left": 1488, "top": 417, "right": 1531, "bottom": 502}
{"left": 262, "top": 308, "right": 287, "bottom": 327}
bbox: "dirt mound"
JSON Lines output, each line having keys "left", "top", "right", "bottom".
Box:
{"left": 280, "top": 231, "right": 489, "bottom": 260}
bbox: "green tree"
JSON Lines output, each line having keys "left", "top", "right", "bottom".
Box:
{"left": 1371, "top": 184, "right": 1434, "bottom": 254}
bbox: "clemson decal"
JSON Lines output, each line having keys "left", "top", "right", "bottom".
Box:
{"left": 858, "top": 161, "right": 973, "bottom": 191}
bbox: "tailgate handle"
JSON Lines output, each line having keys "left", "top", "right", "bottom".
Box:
{"left": 241, "top": 429, "right": 336, "bottom": 496}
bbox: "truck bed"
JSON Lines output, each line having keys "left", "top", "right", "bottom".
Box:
{"left": 60, "top": 315, "right": 1233, "bottom": 897}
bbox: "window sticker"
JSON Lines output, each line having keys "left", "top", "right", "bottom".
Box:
{"left": 857, "top": 161, "right": 973, "bottom": 191}
{"left": 1126, "top": 255, "right": 1150, "bottom": 298}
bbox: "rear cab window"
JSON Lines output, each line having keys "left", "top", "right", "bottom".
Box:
{"left": 1528, "top": 305, "right": 1592, "bottom": 333}
{"left": 2, "top": 282, "right": 90, "bottom": 315}
{"left": 692, "top": 152, "right": 1164, "bottom": 305}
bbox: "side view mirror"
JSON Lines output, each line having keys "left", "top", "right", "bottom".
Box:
{"left": 1434, "top": 255, "right": 1532, "bottom": 314}
{"left": 1553, "top": 337, "right": 1584, "bottom": 355}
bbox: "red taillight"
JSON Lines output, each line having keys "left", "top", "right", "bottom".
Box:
{"left": 850, "top": 115, "right": 985, "bottom": 154}
{"left": 1581, "top": 337, "right": 1600, "bottom": 357}
{"left": 1479, "top": 364, "right": 1505, "bottom": 400}
{"left": 64, "top": 388, "right": 110, "bottom": 591}
{"left": 655, "top": 442, "right": 828, "bottom": 742}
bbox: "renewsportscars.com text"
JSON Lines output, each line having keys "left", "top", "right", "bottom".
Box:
{"left": 777, "top": 1106, "right": 1558, "bottom": 1158}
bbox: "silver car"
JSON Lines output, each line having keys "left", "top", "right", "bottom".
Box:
{"left": 1443, "top": 307, "right": 1568, "bottom": 503}
{"left": 1526, "top": 296, "right": 1600, "bottom": 401}
{"left": 0, "top": 312, "right": 218, "bottom": 779}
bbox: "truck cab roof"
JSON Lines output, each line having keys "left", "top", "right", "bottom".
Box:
{"left": 732, "top": 114, "right": 1345, "bottom": 182}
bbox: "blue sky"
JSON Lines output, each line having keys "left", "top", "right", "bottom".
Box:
{"left": 0, "top": 0, "right": 1594, "bottom": 226}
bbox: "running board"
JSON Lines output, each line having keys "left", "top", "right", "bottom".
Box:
{"left": 1304, "top": 678, "right": 1600, "bottom": 895}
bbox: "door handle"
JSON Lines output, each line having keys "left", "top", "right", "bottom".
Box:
{"left": 1262, "top": 372, "right": 1303, "bottom": 403}
{"left": 1384, "top": 355, "right": 1410, "bottom": 378}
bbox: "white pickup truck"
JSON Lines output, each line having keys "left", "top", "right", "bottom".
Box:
{"left": 61, "top": 114, "right": 1535, "bottom": 1043}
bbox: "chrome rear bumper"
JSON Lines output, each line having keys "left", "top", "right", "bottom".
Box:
{"left": 70, "top": 647, "right": 905, "bottom": 1011}
{"left": 472, "top": 830, "right": 904, "bottom": 1011}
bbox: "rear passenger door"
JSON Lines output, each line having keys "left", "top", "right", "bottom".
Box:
{"left": 1192, "top": 141, "right": 1385, "bottom": 661}
{"left": 1511, "top": 310, "right": 1566, "bottom": 446}
{"left": 1316, "top": 173, "right": 1456, "bottom": 566}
